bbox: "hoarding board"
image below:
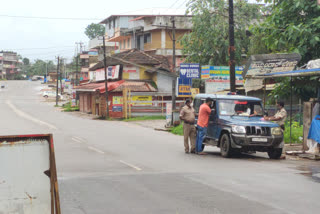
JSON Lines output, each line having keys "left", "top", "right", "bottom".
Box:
{"left": 243, "top": 53, "right": 301, "bottom": 78}
{"left": 191, "top": 88, "right": 200, "bottom": 98}
{"left": 205, "top": 79, "right": 243, "bottom": 93}
{"left": 0, "top": 134, "right": 60, "bottom": 214}
{"left": 179, "top": 63, "right": 200, "bottom": 79}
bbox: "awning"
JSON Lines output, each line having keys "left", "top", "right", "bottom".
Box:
{"left": 251, "top": 68, "right": 320, "bottom": 79}
{"left": 75, "top": 80, "right": 125, "bottom": 93}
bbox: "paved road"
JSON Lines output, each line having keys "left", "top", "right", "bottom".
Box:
{"left": 0, "top": 81, "right": 319, "bottom": 214}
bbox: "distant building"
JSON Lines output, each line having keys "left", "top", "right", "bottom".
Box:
{"left": 100, "top": 8, "right": 193, "bottom": 71}
{"left": 0, "top": 51, "right": 19, "bottom": 79}
{"left": 79, "top": 49, "right": 99, "bottom": 81}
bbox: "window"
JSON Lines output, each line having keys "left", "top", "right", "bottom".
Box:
{"left": 124, "top": 40, "right": 127, "bottom": 49}
{"left": 127, "top": 38, "right": 130, "bottom": 48}
{"left": 144, "top": 33, "right": 151, "bottom": 44}
{"left": 218, "top": 100, "right": 263, "bottom": 116}
{"left": 108, "top": 21, "right": 111, "bottom": 29}
{"left": 120, "top": 41, "right": 122, "bottom": 49}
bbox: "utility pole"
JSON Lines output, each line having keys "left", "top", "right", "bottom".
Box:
{"left": 56, "top": 57, "right": 60, "bottom": 106}
{"left": 59, "top": 58, "right": 63, "bottom": 93}
{"left": 229, "top": 0, "right": 236, "bottom": 92}
{"left": 171, "top": 16, "right": 177, "bottom": 111}
{"left": 102, "top": 36, "right": 110, "bottom": 119}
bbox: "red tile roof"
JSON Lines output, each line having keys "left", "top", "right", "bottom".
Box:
{"left": 75, "top": 80, "right": 156, "bottom": 94}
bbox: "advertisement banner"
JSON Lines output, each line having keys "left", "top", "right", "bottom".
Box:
{"left": 201, "top": 66, "right": 244, "bottom": 81}
{"left": 166, "top": 103, "right": 172, "bottom": 125}
{"left": 113, "top": 96, "right": 123, "bottom": 106}
{"left": 131, "top": 96, "right": 152, "bottom": 106}
{"left": 95, "top": 65, "right": 120, "bottom": 81}
{"left": 112, "top": 106, "right": 123, "bottom": 112}
{"left": 179, "top": 63, "right": 200, "bottom": 79}
{"left": 205, "top": 79, "right": 243, "bottom": 93}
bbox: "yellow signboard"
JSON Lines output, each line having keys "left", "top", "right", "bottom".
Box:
{"left": 113, "top": 96, "right": 123, "bottom": 105}
{"left": 191, "top": 88, "right": 199, "bottom": 98}
{"left": 131, "top": 96, "right": 152, "bottom": 106}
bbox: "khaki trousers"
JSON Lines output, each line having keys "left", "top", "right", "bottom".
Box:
{"left": 183, "top": 123, "right": 196, "bottom": 152}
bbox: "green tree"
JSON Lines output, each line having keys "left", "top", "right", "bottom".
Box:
{"left": 85, "top": 23, "right": 105, "bottom": 40}
{"left": 181, "top": 0, "right": 262, "bottom": 65}
{"left": 22, "top": 58, "right": 30, "bottom": 65}
{"left": 251, "top": 0, "right": 320, "bottom": 65}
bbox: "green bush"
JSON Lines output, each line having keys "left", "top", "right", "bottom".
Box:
{"left": 62, "top": 102, "right": 79, "bottom": 112}
{"left": 123, "top": 116, "right": 165, "bottom": 121}
{"left": 284, "top": 121, "right": 303, "bottom": 144}
{"left": 170, "top": 123, "right": 184, "bottom": 136}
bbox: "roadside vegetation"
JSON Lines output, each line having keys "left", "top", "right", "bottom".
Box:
{"left": 284, "top": 121, "right": 303, "bottom": 144}
{"left": 62, "top": 102, "right": 79, "bottom": 112}
{"left": 170, "top": 123, "right": 184, "bottom": 136}
{"left": 123, "top": 116, "right": 165, "bottom": 122}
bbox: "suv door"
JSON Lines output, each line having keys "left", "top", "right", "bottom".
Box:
{"left": 207, "top": 101, "right": 218, "bottom": 139}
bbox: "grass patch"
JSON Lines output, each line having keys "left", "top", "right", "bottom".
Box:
{"left": 123, "top": 115, "right": 165, "bottom": 122}
{"left": 62, "top": 102, "right": 79, "bottom": 112}
{"left": 284, "top": 121, "right": 303, "bottom": 144}
{"left": 170, "top": 123, "right": 184, "bottom": 136}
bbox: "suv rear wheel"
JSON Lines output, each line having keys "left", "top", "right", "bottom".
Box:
{"left": 268, "top": 148, "right": 283, "bottom": 159}
{"left": 220, "top": 133, "right": 233, "bottom": 158}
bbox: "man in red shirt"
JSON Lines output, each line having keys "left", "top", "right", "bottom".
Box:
{"left": 196, "top": 98, "right": 213, "bottom": 154}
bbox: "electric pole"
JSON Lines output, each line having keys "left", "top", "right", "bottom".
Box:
{"left": 56, "top": 56, "right": 60, "bottom": 106}
{"left": 171, "top": 16, "right": 177, "bottom": 125}
{"left": 229, "top": 0, "right": 236, "bottom": 92}
{"left": 102, "top": 36, "right": 110, "bottom": 119}
{"left": 59, "top": 58, "right": 63, "bottom": 93}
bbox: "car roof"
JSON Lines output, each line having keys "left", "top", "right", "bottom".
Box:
{"left": 194, "top": 94, "right": 261, "bottom": 102}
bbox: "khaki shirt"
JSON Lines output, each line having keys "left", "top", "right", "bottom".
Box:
{"left": 180, "top": 105, "right": 195, "bottom": 123}
{"left": 274, "top": 108, "right": 287, "bottom": 126}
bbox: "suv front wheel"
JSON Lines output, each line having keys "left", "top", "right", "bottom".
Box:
{"left": 220, "top": 133, "right": 233, "bottom": 158}
{"left": 268, "top": 148, "right": 283, "bottom": 159}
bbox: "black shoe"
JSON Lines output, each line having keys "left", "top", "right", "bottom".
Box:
{"left": 190, "top": 151, "right": 196, "bottom": 154}
{"left": 185, "top": 151, "right": 189, "bottom": 154}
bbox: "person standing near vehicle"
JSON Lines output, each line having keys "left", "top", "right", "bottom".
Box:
{"left": 264, "top": 101, "right": 287, "bottom": 131}
{"left": 196, "top": 98, "right": 213, "bottom": 154}
{"left": 180, "top": 99, "right": 196, "bottom": 153}
{"left": 264, "top": 101, "right": 287, "bottom": 159}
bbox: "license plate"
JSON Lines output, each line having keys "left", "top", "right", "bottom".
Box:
{"left": 252, "top": 138, "right": 268, "bottom": 142}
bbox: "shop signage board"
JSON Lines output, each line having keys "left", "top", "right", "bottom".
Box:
{"left": 177, "top": 78, "right": 192, "bottom": 97}
{"left": 179, "top": 63, "right": 200, "bottom": 79}
{"left": 131, "top": 96, "right": 152, "bottom": 106}
{"left": 95, "top": 65, "right": 120, "bottom": 81}
{"left": 113, "top": 96, "right": 123, "bottom": 106}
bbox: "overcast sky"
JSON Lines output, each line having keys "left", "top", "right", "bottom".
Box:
{"left": 0, "top": 0, "right": 257, "bottom": 62}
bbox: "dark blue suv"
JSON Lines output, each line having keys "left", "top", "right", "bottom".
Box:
{"left": 194, "top": 94, "right": 284, "bottom": 159}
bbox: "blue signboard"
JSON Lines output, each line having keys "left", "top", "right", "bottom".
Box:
{"left": 112, "top": 106, "right": 122, "bottom": 112}
{"left": 179, "top": 63, "right": 200, "bottom": 79}
{"left": 177, "top": 78, "right": 192, "bottom": 97}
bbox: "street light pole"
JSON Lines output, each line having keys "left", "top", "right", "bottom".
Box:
{"left": 102, "top": 36, "right": 110, "bottom": 119}
{"left": 229, "top": 0, "right": 236, "bottom": 93}
{"left": 56, "top": 56, "right": 60, "bottom": 106}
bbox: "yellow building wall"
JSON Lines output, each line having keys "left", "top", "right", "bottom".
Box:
{"left": 165, "top": 30, "right": 189, "bottom": 49}
{"left": 139, "top": 67, "right": 157, "bottom": 84}
{"left": 144, "top": 30, "right": 162, "bottom": 50}
{"left": 122, "top": 72, "right": 129, "bottom": 80}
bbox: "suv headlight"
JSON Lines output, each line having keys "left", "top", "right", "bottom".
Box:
{"left": 271, "top": 127, "right": 282, "bottom": 136}
{"left": 232, "top": 125, "right": 246, "bottom": 134}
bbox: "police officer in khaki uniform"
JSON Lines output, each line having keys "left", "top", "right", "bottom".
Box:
{"left": 180, "top": 99, "right": 196, "bottom": 153}
{"left": 264, "top": 101, "right": 287, "bottom": 159}
{"left": 264, "top": 101, "right": 287, "bottom": 130}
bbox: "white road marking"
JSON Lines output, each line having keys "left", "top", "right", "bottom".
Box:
{"left": 72, "top": 136, "right": 85, "bottom": 142}
{"left": 72, "top": 137, "right": 83, "bottom": 143}
{"left": 119, "top": 160, "right": 142, "bottom": 171}
{"left": 6, "top": 100, "right": 57, "bottom": 130}
{"left": 87, "top": 146, "right": 105, "bottom": 154}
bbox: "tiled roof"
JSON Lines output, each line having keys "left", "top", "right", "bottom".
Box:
{"left": 75, "top": 80, "right": 156, "bottom": 93}
{"left": 89, "top": 49, "right": 170, "bottom": 71}
{"left": 111, "top": 81, "right": 157, "bottom": 92}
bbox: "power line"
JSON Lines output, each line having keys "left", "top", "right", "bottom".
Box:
{"left": 0, "top": 14, "right": 102, "bottom": 21}
{"left": 169, "top": 0, "right": 183, "bottom": 9}
{"left": 6, "top": 46, "right": 75, "bottom": 51}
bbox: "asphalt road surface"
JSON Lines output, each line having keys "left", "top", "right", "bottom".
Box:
{"left": 1, "top": 81, "right": 319, "bottom": 214}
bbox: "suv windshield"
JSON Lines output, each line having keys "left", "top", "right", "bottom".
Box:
{"left": 218, "top": 99, "right": 263, "bottom": 116}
